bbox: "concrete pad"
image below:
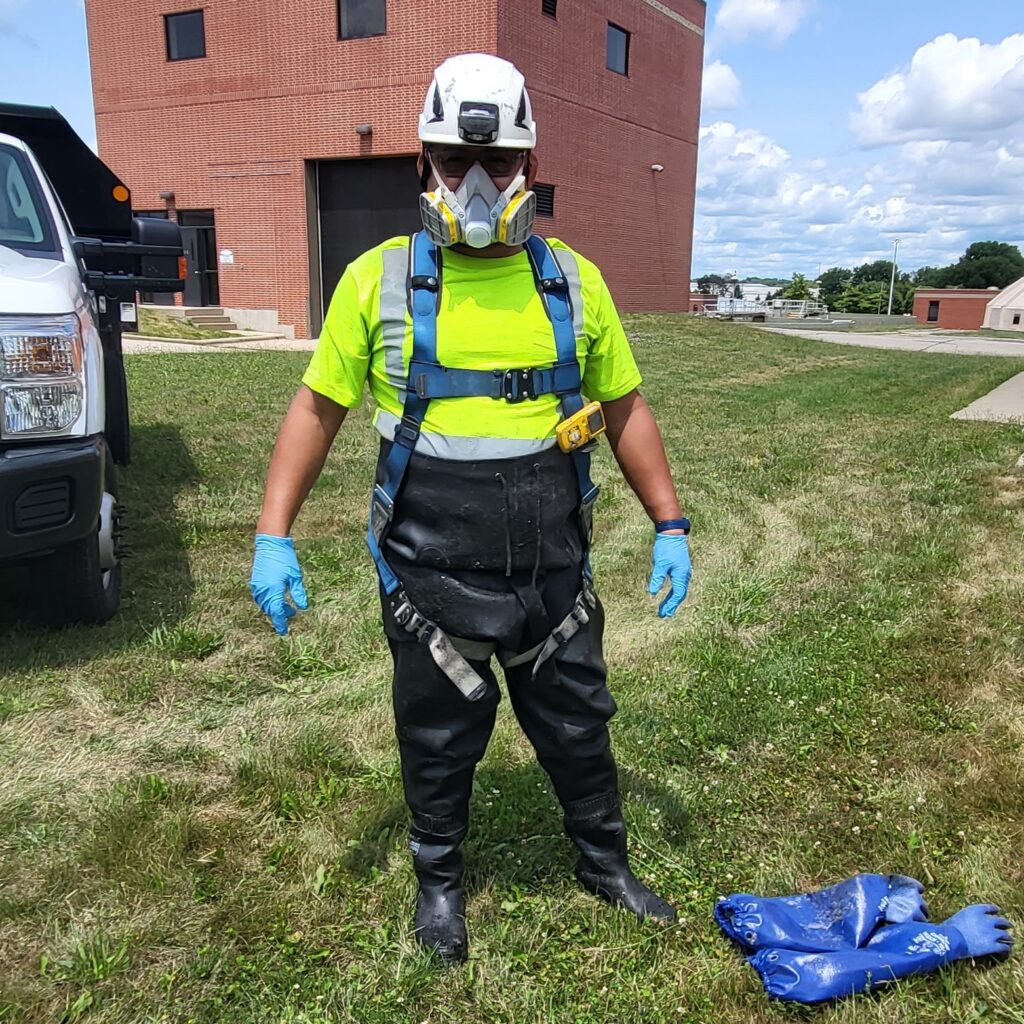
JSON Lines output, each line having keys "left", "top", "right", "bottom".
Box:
{"left": 951, "top": 371, "right": 1024, "bottom": 424}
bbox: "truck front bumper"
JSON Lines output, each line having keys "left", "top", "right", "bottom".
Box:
{"left": 0, "top": 436, "right": 106, "bottom": 563}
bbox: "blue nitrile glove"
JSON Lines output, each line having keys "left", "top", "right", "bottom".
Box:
{"left": 648, "top": 533, "right": 691, "bottom": 618}
{"left": 884, "top": 877, "right": 930, "bottom": 924}
{"left": 715, "top": 874, "right": 928, "bottom": 953}
{"left": 250, "top": 534, "right": 308, "bottom": 635}
{"left": 749, "top": 905, "right": 1012, "bottom": 1004}
{"left": 923, "top": 905, "right": 1014, "bottom": 958}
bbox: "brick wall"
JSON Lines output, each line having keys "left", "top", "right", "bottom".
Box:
{"left": 85, "top": 0, "right": 704, "bottom": 335}
{"left": 913, "top": 289, "right": 995, "bottom": 330}
{"left": 499, "top": 0, "right": 704, "bottom": 312}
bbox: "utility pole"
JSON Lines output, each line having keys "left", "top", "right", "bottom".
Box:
{"left": 887, "top": 238, "right": 901, "bottom": 315}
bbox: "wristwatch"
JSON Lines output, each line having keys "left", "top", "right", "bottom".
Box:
{"left": 655, "top": 517, "right": 690, "bottom": 535}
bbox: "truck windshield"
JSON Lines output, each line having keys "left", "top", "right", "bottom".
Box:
{"left": 0, "top": 144, "right": 59, "bottom": 257}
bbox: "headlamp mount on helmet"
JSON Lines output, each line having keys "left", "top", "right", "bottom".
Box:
{"left": 458, "top": 102, "right": 500, "bottom": 145}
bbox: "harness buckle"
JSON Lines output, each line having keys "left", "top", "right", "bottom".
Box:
{"left": 391, "top": 591, "right": 436, "bottom": 643}
{"left": 410, "top": 274, "right": 439, "bottom": 292}
{"left": 497, "top": 368, "right": 538, "bottom": 403}
{"left": 394, "top": 414, "right": 421, "bottom": 448}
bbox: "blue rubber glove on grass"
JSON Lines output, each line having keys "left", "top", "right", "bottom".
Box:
{"left": 648, "top": 533, "right": 691, "bottom": 618}
{"left": 715, "top": 874, "right": 928, "bottom": 954}
{"left": 750, "top": 905, "right": 1012, "bottom": 1004}
{"left": 250, "top": 534, "right": 308, "bottom": 635}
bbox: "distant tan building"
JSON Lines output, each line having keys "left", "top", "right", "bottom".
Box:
{"left": 982, "top": 276, "right": 1024, "bottom": 332}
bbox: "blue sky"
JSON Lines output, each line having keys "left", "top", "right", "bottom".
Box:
{"left": 2, "top": 0, "right": 1021, "bottom": 280}
{"left": 0, "top": 0, "right": 93, "bottom": 144}
{"left": 698, "top": 0, "right": 1024, "bottom": 277}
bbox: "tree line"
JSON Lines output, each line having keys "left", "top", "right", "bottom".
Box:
{"left": 810, "top": 242, "right": 1023, "bottom": 314}
{"left": 697, "top": 242, "right": 1024, "bottom": 314}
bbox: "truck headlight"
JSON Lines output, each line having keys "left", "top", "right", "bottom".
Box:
{"left": 2, "top": 382, "right": 83, "bottom": 434}
{"left": 0, "top": 315, "right": 85, "bottom": 438}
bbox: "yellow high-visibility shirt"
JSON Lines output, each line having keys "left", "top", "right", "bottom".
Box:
{"left": 302, "top": 236, "right": 641, "bottom": 456}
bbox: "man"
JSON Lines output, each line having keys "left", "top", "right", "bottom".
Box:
{"left": 251, "top": 53, "right": 692, "bottom": 964}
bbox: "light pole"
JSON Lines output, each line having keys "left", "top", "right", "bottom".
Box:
{"left": 887, "top": 238, "right": 901, "bottom": 315}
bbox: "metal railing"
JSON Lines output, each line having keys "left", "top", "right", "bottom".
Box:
{"left": 696, "top": 298, "right": 829, "bottom": 319}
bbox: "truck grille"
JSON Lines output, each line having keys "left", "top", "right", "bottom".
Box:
{"left": 12, "top": 479, "right": 72, "bottom": 532}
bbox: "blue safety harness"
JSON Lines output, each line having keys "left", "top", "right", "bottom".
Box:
{"left": 367, "top": 231, "right": 599, "bottom": 699}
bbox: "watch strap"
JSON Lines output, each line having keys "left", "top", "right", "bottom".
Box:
{"left": 655, "top": 518, "right": 690, "bottom": 534}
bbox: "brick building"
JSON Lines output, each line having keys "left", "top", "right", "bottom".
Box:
{"left": 912, "top": 288, "right": 1001, "bottom": 330}
{"left": 84, "top": 0, "right": 706, "bottom": 338}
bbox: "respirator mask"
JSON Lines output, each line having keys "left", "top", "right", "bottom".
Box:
{"left": 419, "top": 151, "right": 537, "bottom": 249}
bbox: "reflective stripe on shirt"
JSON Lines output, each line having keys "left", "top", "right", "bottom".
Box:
{"left": 374, "top": 409, "right": 556, "bottom": 460}
{"left": 379, "top": 246, "right": 409, "bottom": 400}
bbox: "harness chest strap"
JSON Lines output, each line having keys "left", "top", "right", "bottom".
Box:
{"left": 366, "top": 231, "right": 599, "bottom": 697}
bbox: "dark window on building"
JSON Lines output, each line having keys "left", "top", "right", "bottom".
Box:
{"left": 542, "top": 0, "right": 557, "bottom": 17}
{"left": 339, "top": 0, "right": 386, "bottom": 39}
{"left": 534, "top": 183, "right": 555, "bottom": 218}
{"left": 1014, "top": 313, "right": 1021, "bottom": 326}
{"left": 607, "top": 23, "right": 630, "bottom": 75}
{"left": 165, "top": 10, "right": 205, "bottom": 61}
{"left": 927, "top": 301, "right": 939, "bottom": 323}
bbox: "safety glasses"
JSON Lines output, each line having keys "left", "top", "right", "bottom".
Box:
{"left": 428, "top": 146, "right": 526, "bottom": 180}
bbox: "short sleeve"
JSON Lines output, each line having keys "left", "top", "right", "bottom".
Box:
{"left": 582, "top": 276, "right": 643, "bottom": 402}
{"left": 301, "top": 267, "right": 370, "bottom": 408}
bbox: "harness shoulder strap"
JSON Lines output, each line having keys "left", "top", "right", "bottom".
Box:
{"left": 524, "top": 236, "right": 599, "bottom": 509}
{"left": 367, "top": 232, "right": 438, "bottom": 596}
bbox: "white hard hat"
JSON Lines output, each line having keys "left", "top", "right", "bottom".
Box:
{"left": 418, "top": 53, "right": 536, "bottom": 150}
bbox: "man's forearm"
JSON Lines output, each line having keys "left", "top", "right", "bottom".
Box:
{"left": 256, "top": 385, "right": 348, "bottom": 536}
{"left": 602, "top": 390, "right": 684, "bottom": 525}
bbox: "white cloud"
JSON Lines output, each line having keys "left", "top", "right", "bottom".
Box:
{"left": 693, "top": 120, "right": 1024, "bottom": 276}
{"left": 702, "top": 61, "right": 743, "bottom": 111}
{"left": 852, "top": 33, "right": 1024, "bottom": 146}
{"left": 713, "top": 0, "right": 813, "bottom": 47}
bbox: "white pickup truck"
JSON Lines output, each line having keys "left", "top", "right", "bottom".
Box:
{"left": 0, "top": 103, "right": 183, "bottom": 624}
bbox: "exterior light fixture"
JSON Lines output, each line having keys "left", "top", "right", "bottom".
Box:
{"left": 159, "top": 190, "right": 175, "bottom": 200}
{"left": 355, "top": 124, "right": 373, "bottom": 136}
{"left": 650, "top": 164, "right": 664, "bottom": 172}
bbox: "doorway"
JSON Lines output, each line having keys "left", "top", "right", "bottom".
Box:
{"left": 309, "top": 157, "right": 421, "bottom": 333}
{"left": 178, "top": 209, "right": 220, "bottom": 307}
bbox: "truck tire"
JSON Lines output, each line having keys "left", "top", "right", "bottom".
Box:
{"left": 31, "top": 452, "right": 124, "bottom": 626}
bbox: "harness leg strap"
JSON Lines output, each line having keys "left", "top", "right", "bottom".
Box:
{"left": 500, "top": 581, "right": 598, "bottom": 679}
{"left": 390, "top": 590, "right": 490, "bottom": 702}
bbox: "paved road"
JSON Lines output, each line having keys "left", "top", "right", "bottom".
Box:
{"left": 756, "top": 326, "right": 1024, "bottom": 359}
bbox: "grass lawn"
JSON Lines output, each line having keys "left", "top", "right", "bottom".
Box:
{"left": 137, "top": 309, "right": 233, "bottom": 341}
{"left": 1, "top": 317, "right": 1023, "bottom": 1023}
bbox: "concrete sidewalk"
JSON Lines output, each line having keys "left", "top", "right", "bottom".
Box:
{"left": 123, "top": 336, "right": 316, "bottom": 354}
{"left": 951, "top": 373, "right": 1024, "bottom": 425}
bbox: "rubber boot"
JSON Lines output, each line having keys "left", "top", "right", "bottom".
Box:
{"left": 410, "top": 819, "right": 469, "bottom": 964}
{"left": 563, "top": 793, "right": 677, "bottom": 923}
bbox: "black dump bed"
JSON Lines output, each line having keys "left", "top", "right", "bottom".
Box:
{"left": 0, "top": 102, "right": 132, "bottom": 242}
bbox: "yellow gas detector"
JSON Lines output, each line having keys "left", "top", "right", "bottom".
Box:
{"left": 556, "top": 401, "right": 606, "bottom": 453}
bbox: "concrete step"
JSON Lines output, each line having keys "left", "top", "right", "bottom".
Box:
{"left": 189, "top": 316, "right": 235, "bottom": 326}
{"left": 180, "top": 306, "right": 224, "bottom": 316}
